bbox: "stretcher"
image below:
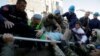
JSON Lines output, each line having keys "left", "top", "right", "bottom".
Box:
{"left": 14, "top": 36, "right": 61, "bottom": 43}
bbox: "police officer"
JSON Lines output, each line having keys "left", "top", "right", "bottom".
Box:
{"left": 62, "top": 5, "right": 78, "bottom": 29}
{"left": 89, "top": 12, "right": 100, "bottom": 30}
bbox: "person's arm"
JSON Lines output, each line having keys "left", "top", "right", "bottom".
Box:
{"left": 72, "top": 28, "right": 86, "bottom": 35}
{"left": 2, "top": 33, "right": 14, "bottom": 44}
{"left": 62, "top": 12, "right": 68, "bottom": 17}
{"left": 98, "top": 21, "right": 100, "bottom": 29}
{"left": 53, "top": 19, "right": 62, "bottom": 32}
{"left": 35, "top": 18, "right": 46, "bottom": 37}
{"left": 0, "top": 5, "right": 8, "bottom": 22}
{"left": 0, "top": 5, "right": 14, "bottom": 29}
{"left": 80, "top": 35, "right": 87, "bottom": 43}
{"left": 0, "top": 14, "right": 6, "bottom": 23}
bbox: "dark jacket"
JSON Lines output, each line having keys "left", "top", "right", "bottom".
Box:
{"left": 89, "top": 18, "right": 100, "bottom": 29}
{"left": 80, "top": 17, "right": 90, "bottom": 28}
{"left": 62, "top": 12, "right": 78, "bottom": 28}
{"left": 0, "top": 5, "right": 36, "bottom": 48}
{"left": 0, "top": 5, "right": 28, "bottom": 25}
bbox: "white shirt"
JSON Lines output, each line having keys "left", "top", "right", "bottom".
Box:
{"left": 72, "top": 28, "right": 87, "bottom": 43}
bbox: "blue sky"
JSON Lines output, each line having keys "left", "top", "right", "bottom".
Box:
{"left": 0, "top": 0, "right": 8, "bottom": 7}
{"left": 63, "top": 0, "right": 100, "bottom": 13}
{"left": 62, "top": 0, "right": 100, "bottom": 19}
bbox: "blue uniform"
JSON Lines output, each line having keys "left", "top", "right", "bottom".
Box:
{"left": 89, "top": 18, "right": 100, "bottom": 29}
{"left": 62, "top": 12, "right": 78, "bottom": 29}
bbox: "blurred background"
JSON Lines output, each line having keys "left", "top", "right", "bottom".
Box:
{"left": 0, "top": 0, "right": 100, "bottom": 19}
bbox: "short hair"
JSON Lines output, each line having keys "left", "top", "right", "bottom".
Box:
{"left": 75, "top": 21, "right": 81, "bottom": 26}
{"left": 16, "top": 0, "right": 27, "bottom": 4}
{"left": 48, "top": 13, "right": 54, "bottom": 19}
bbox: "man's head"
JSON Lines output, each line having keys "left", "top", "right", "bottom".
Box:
{"left": 75, "top": 21, "right": 81, "bottom": 29}
{"left": 85, "top": 11, "right": 90, "bottom": 18}
{"left": 69, "top": 5, "right": 75, "bottom": 13}
{"left": 93, "top": 12, "right": 99, "bottom": 19}
{"left": 31, "top": 14, "right": 42, "bottom": 24}
{"left": 16, "top": 0, "right": 27, "bottom": 11}
{"left": 54, "top": 9, "right": 60, "bottom": 15}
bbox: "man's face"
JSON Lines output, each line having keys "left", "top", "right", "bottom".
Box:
{"left": 33, "top": 19, "right": 41, "bottom": 24}
{"left": 16, "top": 2, "right": 26, "bottom": 11}
{"left": 75, "top": 24, "right": 80, "bottom": 29}
{"left": 85, "top": 12, "right": 90, "bottom": 17}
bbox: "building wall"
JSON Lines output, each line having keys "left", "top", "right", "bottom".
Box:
{"left": 8, "top": 0, "right": 63, "bottom": 19}
{"left": 8, "top": 0, "right": 63, "bottom": 12}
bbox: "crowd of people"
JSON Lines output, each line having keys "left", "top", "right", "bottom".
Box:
{"left": 0, "top": 0, "right": 100, "bottom": 56}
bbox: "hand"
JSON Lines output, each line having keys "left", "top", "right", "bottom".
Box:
{"left": 35, "top": 30, "right": 43, "bottom": 37}
{"left": 4, "top": 20, "right": 14, "bottom": 29}
{"left": 82, "top": 27, "right": 85, "bottom": 29}
{"left": 51, "top": 41, "right": 56, "bottom": 47}
{"left": 46, "top": 36, "right": 56, "bottom": 47}
{"left": 3, "top": 33, "right": 14, "bottom": 44}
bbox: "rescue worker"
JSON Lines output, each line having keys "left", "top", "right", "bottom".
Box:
{"left": 62, "top": 5, "right": 78, "bottom": 29}
{"left": 89, "top": 12, "right": 100, "bottom": 30}
{"left": 30, "top": 14, "right": 42, "bottom": 30}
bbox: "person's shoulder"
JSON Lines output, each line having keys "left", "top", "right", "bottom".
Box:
{"left": 79, "top": 28, "right": 83, "bottom": 30}
{"left": 72, "top": 28, "right": 76, "bottom": 31}
{"left": 0, "top": 4, "right": 15, "bottom": 11}
{"left": 90, "top": 19, "right": 94, "bottom": 21}
{"left": 23, "top": 11, "right": 27, "bottom": 15}
{"left": 79, "top": 17, "right": 84, "bottom": 20}
{"left": 1, "top": 4, "right": 15, "bottom": 8}
{"left": 89, "top": 19, "right": 94, "bottom": 23}
{"left": 63, "top": 12, "right": 69, "bottom": 15}
{"left": 97, "top": 19, "right": 100, "bottom": 21}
